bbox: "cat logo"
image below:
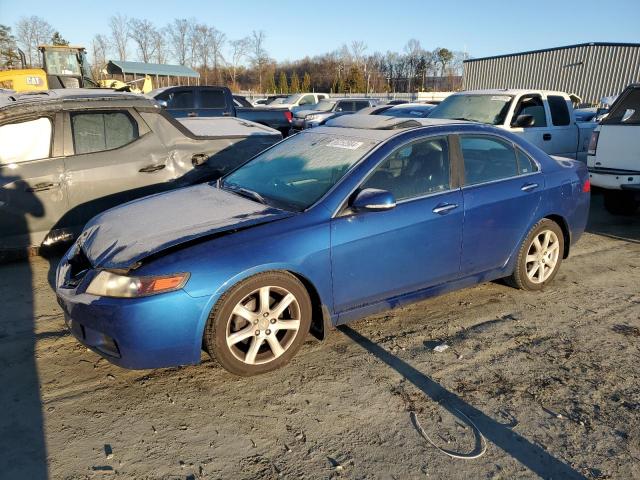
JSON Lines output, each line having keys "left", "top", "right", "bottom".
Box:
{"left": 26, "top": 76, "right": 44, "bottom": 86}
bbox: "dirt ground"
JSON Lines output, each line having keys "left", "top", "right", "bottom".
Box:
{"left": 1, "top": 192, "right": 639, "bottom": 480}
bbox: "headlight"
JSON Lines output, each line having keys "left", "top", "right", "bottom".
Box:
{"left": 86, "top": 271, "right": 189, "bottom": 298}
{"left": 306, "top": 114, "right": 319, "bottom": 121}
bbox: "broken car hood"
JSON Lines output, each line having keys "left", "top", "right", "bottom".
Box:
{"left": 77, "top": 184, "right": 293, "bottom": 270}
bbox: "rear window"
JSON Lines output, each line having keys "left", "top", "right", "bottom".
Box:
{"left": 547, "top": 95, "right": 571, "bottom": 126}
{"left": 604, "top": 88, "right": 640, "bottom": 125}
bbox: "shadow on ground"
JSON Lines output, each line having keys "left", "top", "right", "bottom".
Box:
{"left": 587, "top": 191, "right": 640, "bottom": 243}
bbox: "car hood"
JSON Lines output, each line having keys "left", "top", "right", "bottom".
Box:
{"left": 77, "top": 184, "right": 294, "bottom": 270}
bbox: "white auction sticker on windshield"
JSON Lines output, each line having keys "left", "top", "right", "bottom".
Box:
{"left": 491, "top": 95, "right": 511, "bottom": 102}
{"left": 326, "top": 139, "right": 364, "bottom": 150}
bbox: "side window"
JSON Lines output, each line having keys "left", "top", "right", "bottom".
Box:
{"left": 0, "top": 117, "right": 52, "bottom": 165}
{"left": 513, "top": 95, "right": 547, "bottom": 127}
{"left": 354, "top": 101, "right": 370, "bottom": 111}
{"left": 460, "top": 135, "right": 519, "bottom": 185}
{"left": 603, "top": 88, "right": 640, "bottom": 125}
{"left": 516, "top": 148, "right": 540, "bottom": 175}
{"left": 201, "top": 89, "right": 227, "bottom": 109}
{"left": 167, "top": 90, "right": 194, "bottom": 109}
{"left": 299, "top": 94, "right": 315, "bottom": 106}
{"left": 337, "top": 101, "right": 353, "bottom": 112}
{"left": 362, "top": 136, "right": 450, "bottom": 201}
{"left": 71, "top": 112, "right": 139, "bottom": 155}
{"left": 547, "top": 95, "right": 571, "bottom": 126}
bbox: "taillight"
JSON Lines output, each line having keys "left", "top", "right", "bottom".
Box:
{"left": 588, "top": 131, "right": 599, "bottom": 155}
{"left": 284, "top": 111, "right": 293, "bottom": 122}
{"left": 582, "top": 179, "right": 591, "bottom": 193}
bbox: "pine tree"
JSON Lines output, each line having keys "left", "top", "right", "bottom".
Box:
{"left": 345, "top": 65, "right": 365, "bottom": 93}
{"left": 301, "top": 72, "right": 311, "bottom": 92}
{"left": 51, "top": 31, "right": 69, "bottom": 46}
{"left": 265, "top": 71, "right": 276, "bottom": 94}
{"left": 278, "top": 71, "right": 288, "bottom": 94}
{"left": 0, "top": 25, "right": 20, "bottom": 68}
{"left": 290, "top": 71, "right": 300, "bottom": 93}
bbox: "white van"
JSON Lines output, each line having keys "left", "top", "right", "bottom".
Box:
{"left": 587, "top": 84, "right": 640, "bottom": 215}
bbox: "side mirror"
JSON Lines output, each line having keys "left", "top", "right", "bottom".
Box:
{"left": 156, "top": 99, "right": 168, "bottom": 108}
{"left": 512, "top": 114, "right": 535, "bottom": 128}
{"left": 351, "top": 188, "right": 396, "bottom": 212}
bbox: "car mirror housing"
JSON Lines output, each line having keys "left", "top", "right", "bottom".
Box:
{"left": 352, "top": 188, "right": 396, "bottom": 212}
{"left": 512, "top": 114, "right": 535, "bottom": 128}
{"left": 156, "top": 99, "right": 168, "bottom": 108}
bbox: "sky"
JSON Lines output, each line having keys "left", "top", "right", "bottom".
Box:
{"left": 1, "top": 0, "right": 639, "bottom": 62}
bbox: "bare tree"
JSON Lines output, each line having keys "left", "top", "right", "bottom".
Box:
{"left": 228, "top": 37, "right": 249, "bottom": 86}
{"left": 90, "top": 34, "right": 109, "bottom": 79}
{"left": 404, "top": 39, "right": 422, "bottom": 92}
{"left": 167, "top": 18, "right": 193, "bottom": 65}
{"left": 109, "top": 14, "right": 129, "bottom": 61}
{"left": 209, "top": 27, "right": 226, "bottom": 84}
{"left": 153, "top": 27, "right": 168, "bottom": 64}
{"left": 15, "top": 16, "right": 54, "bottom": 66}
{"left": 250, "top": 30, "right": 268, "bottom": 91}
{"left": 128, "top": 18, "right": 157, "bottom": 63}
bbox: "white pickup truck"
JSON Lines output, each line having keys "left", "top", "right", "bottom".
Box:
{"left": 587, "top": 83, "right": 640, "bottom": 215}
{"left": 267, "top": 92, "right": 330, "bottom": 111}
{"left": 429, "top": 89, "right": 597, "bottom": 162}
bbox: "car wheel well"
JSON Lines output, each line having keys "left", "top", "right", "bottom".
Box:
{"left": 545, "top": 215, "right": 570, "bottom": 258}
{"left": 287, "top": 271, "right": 328, "bottom": 341}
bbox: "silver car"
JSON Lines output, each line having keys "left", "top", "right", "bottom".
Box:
{"left": 291, "top": 98, "right": 378, "bottom": 131}
{"left": 0, "top": 89, "right": 282, "bottom": 253}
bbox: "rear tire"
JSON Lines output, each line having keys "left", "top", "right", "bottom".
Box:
{"left": 506, "top": 219, "right": 564, "bottom": 291}
{"left": 204, "top": 271, "right": 312, "bottom": 376}
{"left": 604, "top": 190, "right": 640, "bottom": 216}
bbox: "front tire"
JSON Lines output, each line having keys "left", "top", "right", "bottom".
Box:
{"left": 506, "top": 219, "right": 564, "bottom": 291}
{"left": 204, "top": 271, "right": 312, "bottom": 376}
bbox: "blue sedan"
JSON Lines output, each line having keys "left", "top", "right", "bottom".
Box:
{"left": 56, "top": 115, "right": 590, "bottom": 375}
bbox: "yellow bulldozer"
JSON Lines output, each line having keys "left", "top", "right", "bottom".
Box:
{"left": 0, "top": 45, "right": 152, "bottom": 94}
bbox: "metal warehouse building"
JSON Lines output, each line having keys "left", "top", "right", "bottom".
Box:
{"left": 463, "top": 42, "right": 640, "bottom": 105}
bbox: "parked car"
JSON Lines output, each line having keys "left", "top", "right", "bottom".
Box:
{"left": 587, "top": 83, "right": 640, "bottom": 214}
{"left": 56, "top": 114, "right": 590, "bottom": 375}
{"left": 291, "top": 98, "right": 378, "bottom": 131}
{"left": 232, "top": 95, "right": 254, "bottom": 108}
{"left": 0, "top": 89, "right": 282, "bottom": 252}
{"left": 374, "top": 103, "right": 436, "bottom": 118}
{"left": 266, "top": 92, "right": 330, "bottom": 111}
{"left": 263, "top": 94, "right": 289, "bottom": 105}
{"left": 149, "top": 86, "right": 293, "bottom": 137}
{"left": 429, "top": 89, "right": 598, "bottom": 162}
{"left": 356, "top": 104, "right": 395, "bottom": 116}
{"left": 386, "top": 99, "right": 409, "bottom": 105}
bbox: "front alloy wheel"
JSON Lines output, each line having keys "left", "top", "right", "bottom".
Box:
{"left": 205, "top": 272, "right": 312, "bottom": 376}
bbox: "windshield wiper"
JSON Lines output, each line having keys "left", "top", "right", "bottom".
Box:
{"left": 223, "top": 182, "right": 268, "bottom": 205}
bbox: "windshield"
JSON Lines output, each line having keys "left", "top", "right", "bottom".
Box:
{"left": 283, "top": 94, "right": 302, "bottom": 104}
{"left": 311, "top": 100, "right": 336, "bottom": 111}
{"left": 429, "top": 94, "right": 513, "bottom": 125}
{"left": 44, "top": 50, "right": 82, "bottom": 76}
{"left": 222, "top": 132, "right": 377, "bottom": 211}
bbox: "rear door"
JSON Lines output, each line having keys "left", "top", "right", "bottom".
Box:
{"left": 0, "top": 114, "right": 68, "bottom": 248}
{"left": 197, "top": 88, "right": 230, "bottom": 117}
{"left": 62, "top": 108, "right": 174, "bottom": 230}
{"left": 547, "top": 94, "right": 579, "bottom": 158}
{"left": 458, "top": 134, "right": 543, "bottom": 275}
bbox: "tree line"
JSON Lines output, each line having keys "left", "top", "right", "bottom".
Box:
{"left": 0, "top": 15, "right": 469, "bottom": 93}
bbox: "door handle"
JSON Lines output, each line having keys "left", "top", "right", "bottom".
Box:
{"left": 521, "top": 182, "right": 539, "bottom": 192}
{"left": 191, "top": 153, "right": 208, "bottom": 167}
{"left": 543, "top": 133, "right": 552, "bottom": 141}
{"left": 139, "top": 164, "right": 166, "bottom": 173}
{"left": 432, "top": 203, "right": 458, "bottom": 215}
{"left": 26, "top": 182, "right": 59, "bottom": 192}
{"left": 222, "top": 112, "right": 231, "bottom": 116}
{"left": 187, "top": 112, "right": 197, "bottom": 117}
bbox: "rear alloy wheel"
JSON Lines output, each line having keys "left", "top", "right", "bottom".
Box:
{"left": 507, "top": 219, "right": 564, "bottom": 291}
{"left": 204, "top": 272, "right": 312, "bottom": 376}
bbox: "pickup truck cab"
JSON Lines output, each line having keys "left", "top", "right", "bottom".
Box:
{"left": 269, "top": 92, "right": 330, "bottom": 111}
{"left": 149, "top": 86, "right": 293, "bottom": 136}
{"left": 429, "top": 89, "right": 597, "bottom": 162}
{"left": 587, "top": 83, "right": 640, "bottom": 215}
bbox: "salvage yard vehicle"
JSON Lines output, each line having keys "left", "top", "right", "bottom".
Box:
{"left": 56, "top": 114, "right": 590, "bottom": 376}
{"left": 373, "top": 102, "right": 436, "bottom": 118}
{"left": 587, "top": 83, "right": 640, "bottom": 214}
{"left": 149, "top": 85, "right": 293, "bottom": 136}
{"left": 429, "top": 89, "right": 597, "bottom": 162}
{"left": 291, "top": 98, "right": 378, "bottom": 131}
{"left": 0, "top": 89, "right": 281, "bottom": 252}
{"left": 269, "top": 92, "right": 330, "bottom": 111}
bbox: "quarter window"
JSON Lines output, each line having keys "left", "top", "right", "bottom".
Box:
{"left": 0, "top": 117, "right": 52, "bottom": 165}
{"left": 460, "top": 136, "right": 519, "bottom": 185}
{"left": 516, "top": 148, "right": 539, "bottom": 175}
{"left": 547, "top": 95, "right": 571, "bottom": 126}
{"left": 71, "top": 112, "right": 138, "bottom": 155}
{"left": 363, "top": 136, "right": 450, "bottom": 201}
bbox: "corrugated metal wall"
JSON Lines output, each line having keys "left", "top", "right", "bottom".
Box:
{"left": 463, "top": 44, "right": 640, "bottom": 104}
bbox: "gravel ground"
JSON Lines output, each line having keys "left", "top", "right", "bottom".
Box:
{"left": 1, "top": 192, "right": 639, "bottom": 480}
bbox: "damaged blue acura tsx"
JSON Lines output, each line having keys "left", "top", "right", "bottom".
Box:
{"left": 56, "top": 115, "right": 590, "bottom": 376}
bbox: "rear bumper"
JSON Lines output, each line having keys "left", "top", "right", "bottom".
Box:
{"left": 589, "top": 170, "right": 640, "bottom": 190}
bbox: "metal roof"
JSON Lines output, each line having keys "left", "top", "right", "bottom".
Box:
{"left": 106, "top": 60, "right": 200, "bottom": 78}
{"left": 464, "top": 42, "right": 640, "bottom": 63}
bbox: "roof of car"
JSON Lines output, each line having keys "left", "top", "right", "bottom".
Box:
{"left": 0, "top": 89, "right": 154, "bottom": 109}
{"left": 455, "top": 89, "right": 570, "bottom": 97}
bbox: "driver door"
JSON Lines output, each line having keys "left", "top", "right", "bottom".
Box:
{"left": 511, "top": 94, "right": 553, "bottom": 152}
{"left": 330, "top": 135, "right": 463, "bottom": 314}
